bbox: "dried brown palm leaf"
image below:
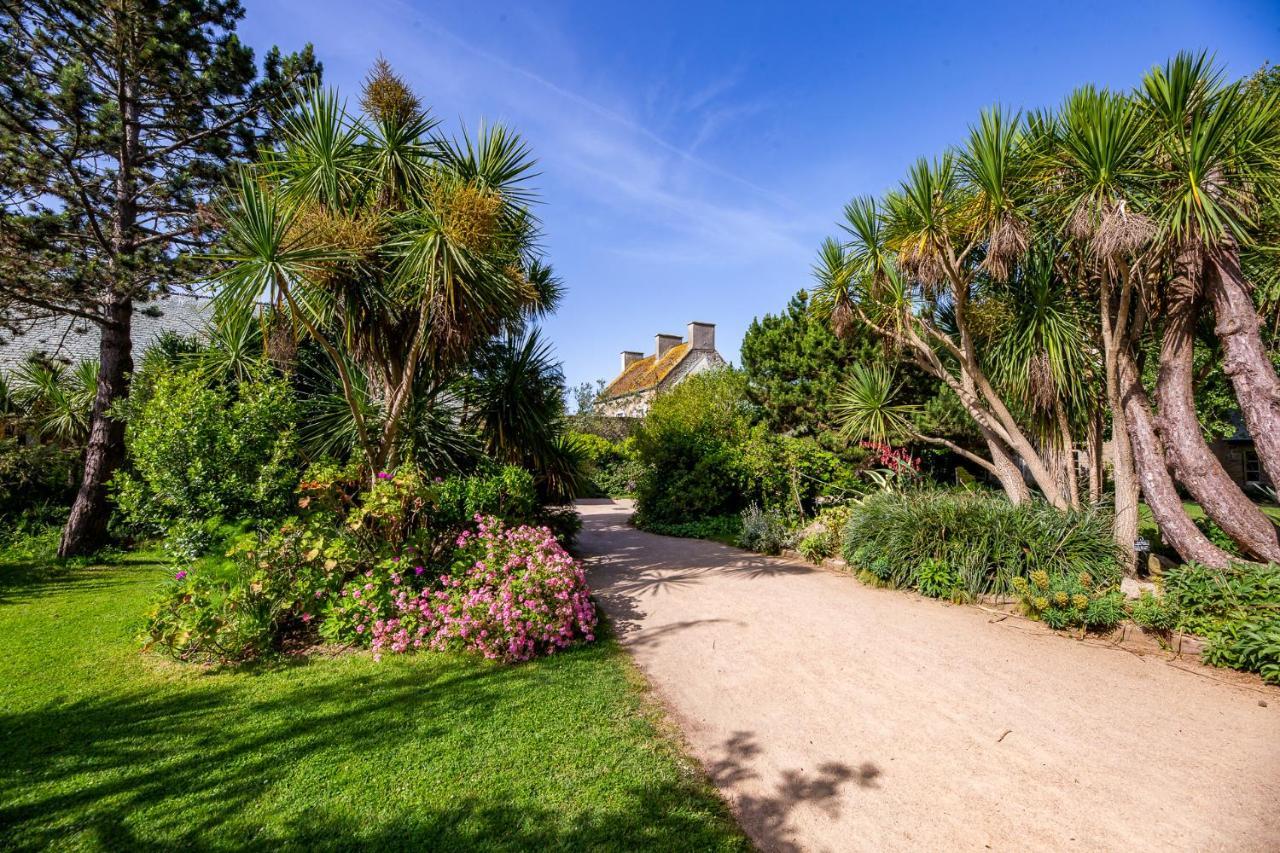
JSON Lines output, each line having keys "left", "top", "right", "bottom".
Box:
{"left": 982, "top": 215, "right": 1029, "bottom": 281}
{"left": 830, "top": 298, "right": 854, "bottom": 339}
{"left": 1028, "top": 350, "right": 1057, "bottom": 412}
{"left": 1090, "top": 202, "right": 1155, "bottom": 259}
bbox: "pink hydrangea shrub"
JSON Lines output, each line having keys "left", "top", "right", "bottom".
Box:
{"left": 371, "top": 515, "right": 596, "bottom": 663}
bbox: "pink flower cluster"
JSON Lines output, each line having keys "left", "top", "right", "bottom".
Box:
{"left": 370, "top": 516, "right": 596, "bottom": 663}
{"left": 860, "top": 440, "right": 920, "bottom": 475}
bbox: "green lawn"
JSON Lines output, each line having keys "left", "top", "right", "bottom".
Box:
{"left": 1138, "top": 501, "right": 1280, "bottom": 554}
{"left": 0, "top": 543, "right": 746, "bottom": 851}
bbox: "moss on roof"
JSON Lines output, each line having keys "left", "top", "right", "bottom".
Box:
{"left": 600, "top": 343, "right": 691, "bottom": 398}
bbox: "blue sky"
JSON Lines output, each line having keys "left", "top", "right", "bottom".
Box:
{"left": 239, "top": 0, "right": 1280, "bottom": 396}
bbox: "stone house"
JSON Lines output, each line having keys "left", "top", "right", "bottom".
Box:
{"left": 595, "top": 321, "right": 726, "bottom": 418}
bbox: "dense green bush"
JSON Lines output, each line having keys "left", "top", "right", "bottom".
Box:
{"left": 633, "top": 369, "right": 860, "bottom": 539}
{"left": 633, "top": 369, "right": 752, "bottom": 527}
{"left": 0, "top": 437, "right": 80, "bottom": 516}
{"left": 841, "top": 488, "right": 1122, "bottom": 597}
{"left": 571, "top": 431, "right": 642, "bottom": 497}
{"left": 112, "top": 369, "right": 299, "bottom": 534}
{"left": 640, "top": 515, "right": 742, "bottom": 544}
{"left": 1202, "top": 617, "right": 1280, "bottom": 685}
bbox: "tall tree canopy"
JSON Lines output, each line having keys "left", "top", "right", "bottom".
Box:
{"left": 0, "top": 0, "right": 319, "bottom": 555}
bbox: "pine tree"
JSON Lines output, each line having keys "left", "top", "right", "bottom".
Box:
{"left": 0, "top": 1, "right": 320, "bottom": 555}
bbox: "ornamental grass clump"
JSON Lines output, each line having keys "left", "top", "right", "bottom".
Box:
{"left": 371, "top": 516, "right": 596, "bottom": 663}
{"left": 841, "top": 488, "right": 1121, "bottom": 597}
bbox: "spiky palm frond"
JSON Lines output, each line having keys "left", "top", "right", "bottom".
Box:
{"left": 1048, "top": 85, "right": 1155, "bottom": 258}
{"left": 1140, "top": 51, "right": 1280, "bottom": 248}
{"left": 464, "top": 329, "right": 565, "bottom": 465}
{"left": 989, "top": 243, "right": 1096, "bottom": 416}
{"left": 883, "top": 154, "right": 966, "bottom": 291}
{"left": 10, "top": 357, "right": 95, "bottom": 444}
{"left": 958, "top": 106, "right": 1031, "bottom": 280}
{"left": 834, "top": 362, "right": 920, "bottom": 443}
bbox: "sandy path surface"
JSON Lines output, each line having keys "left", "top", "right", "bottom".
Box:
{"left": 576, "top": 500, "right": 1280, "bottom": 853}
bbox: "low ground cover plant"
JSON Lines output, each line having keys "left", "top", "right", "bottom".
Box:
{"left": 1161, "top": 561, "right": 1280, "bottom": 684}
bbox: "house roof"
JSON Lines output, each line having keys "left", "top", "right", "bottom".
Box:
{"left": 601, "top": 342, "right": 691, "bottom": 399}
{"left": 0, "top": 293, "right": 216, "bottom": 371}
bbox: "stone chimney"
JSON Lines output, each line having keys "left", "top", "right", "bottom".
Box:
{"left": 688, "top": 321, "right": 715, "bottom": 351}
{"left": 655, "top": 333, "right": 682, "bottom": 358}
{"left": 620, "top": 350, "right": 643, "bottom": 372}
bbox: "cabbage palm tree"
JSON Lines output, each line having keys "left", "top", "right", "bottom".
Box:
{"left": 1037, "top": 83, "right": 1243, "bottom": 568}
{"left": 1139, "top": 53, "right": 1280, "bottom": 560}
{"left": 212, "top": 64, "right": 552, "bottom": 478}
{"left": 817, "top": 114, "right": 1070, "bottom": 508}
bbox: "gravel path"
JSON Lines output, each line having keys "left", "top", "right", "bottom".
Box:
{"left": 577, "top": 499, "right": 1280, "bottom": 853}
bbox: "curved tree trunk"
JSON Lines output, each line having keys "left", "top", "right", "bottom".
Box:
{"left": 1119, "top": 351, "right": 1238, "bottom": 568}
{"left": 1156, "top": 262, "right": 1280, "bottom": 560}
{"left": 985, "top": 432, "right": 1030, "bottom": 505}
{"left": 1207, "top": 246, "right": 1280, "bottom": 488}
{"left": 59, "top": 295, "right": 132, "bottom": 557}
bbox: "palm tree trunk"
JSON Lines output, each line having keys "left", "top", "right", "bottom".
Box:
{"left": 984, "top": 431, "right": 1030, "bottom": 504}
{"left": 1086, "top": 408, "right": 1103, "bottom": 505}
{"left": 1207, "top": 246, "right": 1280, "bottom": 487}
{"left": 1119, "top": 350, "right": 1238, "bottom": 568}
{"left": 1099, "top": 268, "right": 1139, "bottom": 568}
{"left": 1055, "top": 402, "right": 1080, "bottom": 510}
{"left": 1155, "top": 260, "right": 1280, "bottom": 560}
{"left": 59, "top": 294, "right": 132, "bottom": 557}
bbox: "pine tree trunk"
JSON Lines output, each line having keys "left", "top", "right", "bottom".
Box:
{"left": 58, "top": 295, "right": 132, "bottom": 557}
{"left": 1119, "top": 351, "right": 1237, "bottom": 568}
{"left": 1156, "top": 262, "right": 1280, "bottom": 560}
{"left": 1208, "top": 246, "right": 1280, "bottom": 488}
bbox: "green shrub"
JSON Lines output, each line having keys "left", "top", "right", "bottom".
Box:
{"left": 112, "top": 369, "right": 298, "bottom": 533}
{"left": 841, "top": 488, "right": 1121, "bottom": 597}
{"left": 915, "top": 558, "right": 961, "bottom": 600}
{"left": 1128, "top": 590, "right": 1180, "bottom": 633}
{"left": 1202, "top": 616, "right": 1280, "bottom": 685}
{"left": 633, "top": 369, "right": 752, "bottom": 526}
{"left": 1011, "top": 569, "right": 1125, "bottom": 631}
{"left": 797, "top": 533, "right": 833, "bottom": 564}
{"left": 737, "top": 503, "right": 791, "bottom": 555}
{"left": 1163, "top": 561, "right": 1280, "bottom": 636}
{"left": 641, "top": 515, "right": 742, "bottom": 544}
{"left": 0, "top": 437, "right": 80, "bottom": 515}
{"left": 571, "top": 431, "right": 642, "bottom": 497}
{"left": 436, "top": 464, "right": 539, "bottom": 530}
{"left": 1162, "top": 561, "right": 1280, "bottom": 683}
{"left": 143, "top": 517, "right": 356, "bottom": 663}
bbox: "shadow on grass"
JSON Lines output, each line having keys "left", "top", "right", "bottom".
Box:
{"left": 0, "top": 553, "right": 156, "bottom": 607}
{"left": 0, "top": 642, "right": 756, "bottom": 851}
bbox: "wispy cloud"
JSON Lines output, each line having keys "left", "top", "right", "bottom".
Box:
{"left": 355, "top": 0, "right": 812, "bottom": 263}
